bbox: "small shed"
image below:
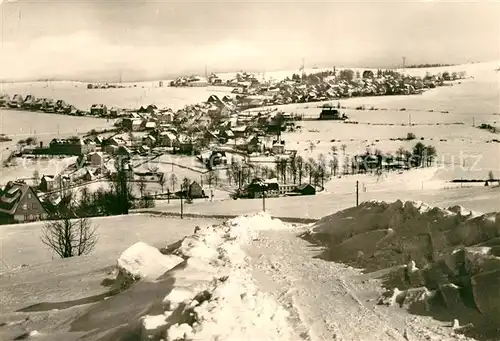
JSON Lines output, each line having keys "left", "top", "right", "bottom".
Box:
{"left": 294, "top": 183, "right": 316, "bottom": 196}
{"left": 188, "top": 181, "right": 204, "bottom": 198}
{"left": 89, "top": 152, "right": 104, "bottom": 167}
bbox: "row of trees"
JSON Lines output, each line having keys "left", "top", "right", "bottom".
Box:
{"left": 287, "top": 68, "right": 410, "bottom": 84}
{"left": 210, "top": 141, "right": 438, "bottom": 191}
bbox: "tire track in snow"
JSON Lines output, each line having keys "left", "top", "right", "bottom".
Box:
{"left": 247, "top": 229, "right": 429, "bottom": 341}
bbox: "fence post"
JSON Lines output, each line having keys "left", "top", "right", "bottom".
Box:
{"left": 356, "top": 181, "right": 359, "bottom": 206}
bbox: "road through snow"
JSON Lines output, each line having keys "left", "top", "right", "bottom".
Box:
{"left": 246, "top": 228, "right": 463, "bottom": 341}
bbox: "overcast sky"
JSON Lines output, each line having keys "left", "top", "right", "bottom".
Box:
{"left": 0, "top": 0, "right": 499, "bottom": 81}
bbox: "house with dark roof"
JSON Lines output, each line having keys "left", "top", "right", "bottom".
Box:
{"left": 294, "top": 183, "right": 316, "bottom": 196}
{"left": 0, "top": 181, "right": 49, "bottom": 224}
{"left": 49, "top": 137, "right": 95, "bottom": 156}
{"left": 90, "top": 104, "right": 108, "bottom": 116}
{"left": 39, "top": 175, "right": 56, "bottom": 192}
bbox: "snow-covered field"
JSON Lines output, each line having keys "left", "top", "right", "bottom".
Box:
{"left": 151, "top": 185, "right": 500, "bottom": 220}
{"left": 0, "top": 214, "right": 221, "bottom": 271}
{"left": 0, "top": 156, "right": 77, "bottom": 187}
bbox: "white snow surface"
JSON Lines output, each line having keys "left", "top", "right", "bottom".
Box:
{"left": 117, "top": 242, "right": 183, "bottom": 281}
{"left": 124, "top": 212, "right": 298, "bottom": 341}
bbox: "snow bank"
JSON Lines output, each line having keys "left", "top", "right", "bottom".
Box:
{"left": 303, "top": 200, "right": 499, "bottom": 271}
{"left": 119, "top": 212, "right": 296, "bottom": 341}
{"left": 304, "top": 200, "right": 500, "bottom": 328}
{"left": 116, "top": 242, "right": 183, "bottom": 289}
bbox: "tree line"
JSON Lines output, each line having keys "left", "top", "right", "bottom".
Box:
{"left": 204, "top": 141, "right": 437, "bottom": 191}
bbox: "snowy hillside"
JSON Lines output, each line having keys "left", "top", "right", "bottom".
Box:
{"left": 4, "top": 205, "right": 500, "bottom": 340}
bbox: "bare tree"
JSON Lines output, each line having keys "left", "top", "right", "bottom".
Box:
{"left": 330, "top": 145, "right": 338, "bottom": 155}
{"left": 207, "top": 171, "right": 215, "bottom": 187}
{"left": 41, "top": 217, "right": 98, "bottom": 259}
{"left": 181, "top": 177, "right": 191, "bottom": 194}
{"left": 296, "top": 155, "right": 305, "bottom": 184}
{"left": 396, "top": 147, "right": 406, "bottom": 161}
{"left": 307, "top": 158, "right": 316, "bottom": 184}
{"left": 170, "top": 173, "right": 178, "bottom": 191}
{"left": 329, "top": 157, "right": 339, "bottom": 177}
{"left": 213, "top": 170, "right": 220, "bottom": 186}
{"left": 137, "top": 176, "right": 147, "bottom": 198}
{"left": 341, "top": 144, "right": 347, "bottom": 156}
{"left": 225, "top": 168, "right": 233, "bottom": 185}
{"left": 308, "top": 141, "right": 316, "bottom": 153}
{"left": 342, "top": 156, "right": 350, "bottom": 175}
{"left": 289, "top": 156, "right": 298, "bottom": 184}
{"left": 33, "top": 170, "right": 40, "bottom": 187}
{"left": 159, "top": 173, "right": 166, "bottom": 193}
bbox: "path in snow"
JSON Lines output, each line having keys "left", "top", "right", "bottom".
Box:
{"left": 246, "top": 228, "right": 466, "bottom": 341}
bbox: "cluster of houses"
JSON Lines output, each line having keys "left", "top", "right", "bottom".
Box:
{"left": 169, "top": 68, "right": 465, "bottom": 107}
{"left": 170, "top": 76, "right": 209, "bottom": 87}
{"left": 243, "top": 178, "right": 316, "bottom": 198}
{"left": 87, "top": 83, "right": 128, "bottom": 89}
{"left": 107, "top": 94, "right": 296, "bottom": 159}
{"left": 0, "top": 93, "right": 127, "bottom": 119}
{"left": 0, "top": 94, "right": 87, "bottom": 115}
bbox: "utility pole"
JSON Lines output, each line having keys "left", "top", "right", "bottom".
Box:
{"left": 472, "top": 116, "right": 475, "bottom": 127}
{"left": 402, "top": 56, "right": 406, "bottom": 74}
{"left": 356, "top": 181, "right": 359, "bottom": 206}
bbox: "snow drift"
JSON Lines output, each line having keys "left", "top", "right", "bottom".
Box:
{"left": 89, "top": 212, "right": 296, "bottom": 341}
{"left": 302, "top": 200, "right": 500, "bottom": 330}
{"left": 116, "top": 242, "right": 183, "bottom": 289}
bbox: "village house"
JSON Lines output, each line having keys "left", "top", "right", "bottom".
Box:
{"left": 139, "top": 145, "right": 151, "bottom": 154}
{"left": 7, "top": 94, "right": 24, "bottom": 108}
{"left": 39, "top": 174, "right": 71, "bottom": 193}
{"left": 92, "top": 136, "right": 103, "bottom": 146}
{"left": 89, "top": 151, "right": 104, "bottom": 167}
{"left": 103, "top": 137, "right": 124, "bottom": 155}
{"left": 185, "top": 181, "right": 205, "bottom": 198}
{"left": 142, "top": 121, "right": 157, "bottom": 131}
{"left": 39, "top": 175, "right": 56, "bottom": 192}
{"left": 109, "top": 107, "right": 121, "bottom": 117}
{"left": 362, "top": 70, "right": 375, "bottom": 79}
{"left": 246, "top": 178, "right": 279, "bottom": 198}
{"left": 117, "top": 146, "right": 133, "bottom": 160}
{"left": 278, "top": 183, "right": 297, "bottom": 195}
{"left": 143, "top": 135, "right": 157, "bottom": 147}
{"left": 176, "top": 134, "right": 194, "bottom": 154}
{"left": 234, "top": 135, "right": 262, "bottom": 153}
{"left": 156, "top": 111, "right": 173, "bottom": 123}
{"left": 22, "top": 95, "right": 36, "bottom": 109}
{"left": 271, "top": 140, "right": 286, "bottom": 154}
{"left": 219, "top": 129, "right": 235, "bottom": 142}
{"left": 90, "top": 104, "right": 108, "bottom": 116}
{"left": 0, "top": 181, "right": 49, "bottom": 224}
{"left": 203, "top": 130, "right": 220, "bottom": 146}
{"left": 49, "top": 137, "right": 95, "bottom": 156}
{"left": 231, "top": 125, "right": 248, "bottom": 138}
{"left": 293, "top": 183, "right": 316, "bottom": 195}
{"left": 159, "top": 131, "right": 177, "bottom": 148}
{"left": 83, "top": 169, "right": 95, "bottom": 182}
{"left": 122, "top": 118, "right": 143, "bottom": 131}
